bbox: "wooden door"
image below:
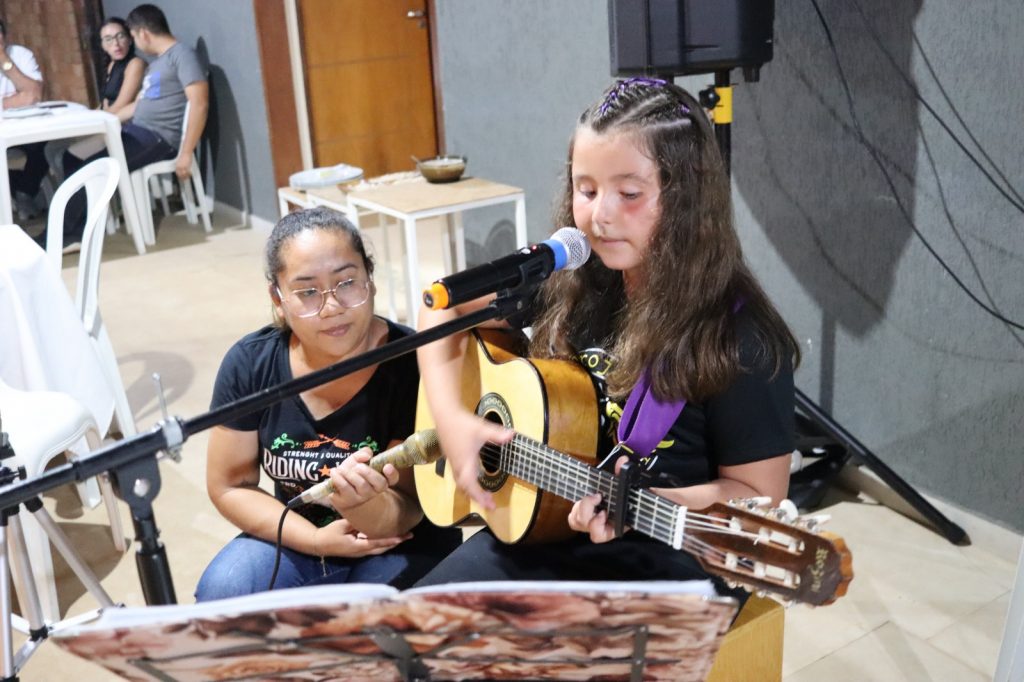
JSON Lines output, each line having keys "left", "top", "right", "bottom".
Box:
{"left": 298, "top": 0, "right": 438, "bottom": 177}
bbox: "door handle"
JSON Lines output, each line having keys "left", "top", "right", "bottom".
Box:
{"left": 406, "top": 10, "right": 425, "bottom": 19}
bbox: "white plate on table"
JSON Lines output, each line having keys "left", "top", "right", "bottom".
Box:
{"left": 289, "top": 163, "right": 364, "bottom": 189}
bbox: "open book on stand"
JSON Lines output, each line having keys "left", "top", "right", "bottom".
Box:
{"left": 52, "top": 580, "right": 738, "bottom": 681}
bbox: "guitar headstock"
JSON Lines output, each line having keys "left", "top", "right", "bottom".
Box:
{"left": 688, "top": 497, "right": 853, "bottom": 606}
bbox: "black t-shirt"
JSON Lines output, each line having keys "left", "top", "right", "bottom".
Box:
{"left": 101, "top": 54, "right": 139, "bottom": 105}
{"left": 210, "top": 320, "right": 419, "bottom": 526}
{"left": 550, "top": 307, "right": 795, "bottom": 488}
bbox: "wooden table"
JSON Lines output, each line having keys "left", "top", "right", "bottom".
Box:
{"left": 307, "top": 176, "right": 526, "bottom": 324}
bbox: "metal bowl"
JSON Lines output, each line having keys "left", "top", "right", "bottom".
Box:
{"left": 418, "top": 155, "right": 467, "bottom": 183}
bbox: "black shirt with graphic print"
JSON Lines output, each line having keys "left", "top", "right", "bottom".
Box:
{"left": 210, "top": 320, "right": 419, "bottom": 527}
{"left": 519, "top": 302, "right": 795, "bottom": 489}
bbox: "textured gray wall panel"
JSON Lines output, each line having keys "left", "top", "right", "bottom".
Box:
{"left": 435, "top": 0, "right": 1024, "bottom": 530}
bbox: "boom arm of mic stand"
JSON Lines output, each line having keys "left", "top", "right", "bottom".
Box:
{"left": 0, "top": 299, "right": 514, "bottom": 605}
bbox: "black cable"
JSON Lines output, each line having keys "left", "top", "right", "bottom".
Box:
{"left": 808, "top": 0, "right": 1024, "bottom": 331}
{"left": 267, "top": 506, "right": 291, "bottom": 591}
{"left": 918, "top": 127, "right": 1024, "bottom": 347}
{"left": 850, "top": 0, "right": 1024, "bottom": 214}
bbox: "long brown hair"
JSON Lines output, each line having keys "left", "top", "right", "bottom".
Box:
{"left": 529, "top": 79, "right": 799, "bottom": 402}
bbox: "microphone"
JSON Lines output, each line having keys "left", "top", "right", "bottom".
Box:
{"left": 286, "top": 429, "right": 441, "bottom": 508}
{"left": 423, "top": 227, "right": 591, "bottom": 310}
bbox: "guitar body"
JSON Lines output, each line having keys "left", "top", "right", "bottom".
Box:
{"left": 415, "top": 329, "right": 599, "bottom": 544}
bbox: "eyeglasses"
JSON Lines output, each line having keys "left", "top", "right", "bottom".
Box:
{"left": 101, "top": 32, "right": 129, "bottom": 45}
{"left": 277, "top": 279, "right": 371, "bottom": 318}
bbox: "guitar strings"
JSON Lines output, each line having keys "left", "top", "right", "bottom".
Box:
{"left": 484, "top": 438, "right": 760, "bottom": 542}
{"left": 499, "top": 437, "right": 764, "bottom": 540}
{"left": 479, "top": 438, "right": 773, "bottom": 547}
{"left": 476, "top": 440, "right": 783, "bottom": 581}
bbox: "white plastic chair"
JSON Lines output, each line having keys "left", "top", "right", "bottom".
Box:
{"left": 46, "top": 158, "right": 138, "bottom": 440}
{"left": 130, "top": 101, "right": 212, "bottom": 244}
{"left": 0, "top": 378, "right": 127, "bottom": 622}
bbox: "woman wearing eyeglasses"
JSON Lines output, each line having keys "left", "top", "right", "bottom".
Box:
{"left": 195, "top": 207, "right": 461, "bottom": 601}
{"left": 44, "top": 18, "right": 144, "bottom": 187}
{"left": 97, "top": 17, "right": 144, "bottom": 114}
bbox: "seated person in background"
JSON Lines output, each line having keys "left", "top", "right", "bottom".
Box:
{"left": 414, "top": 79, "right": 798, "bottom": 603}
{"left": 45, "top": 17, "right": 145, "bottom": 184}
{"left": 1, "top": 19, "right": 47, "bottom": 220}
{"left": 195, "top": 208, "right": 461, "bottom": 602}
{"left": 52, "top": 3, "right": 209, "bottom": 251}
{"left": 97, "top": 16, "right": 145, "bottom": 114}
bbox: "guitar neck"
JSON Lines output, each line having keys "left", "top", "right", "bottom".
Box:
{"left": 493, "top": 435, "right": 687, "bottom": 549}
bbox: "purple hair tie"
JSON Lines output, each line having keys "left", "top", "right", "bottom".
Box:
{"left": 599, "top": 77, "right": 669, "bottom": 114}
{"left": 598, "top": 77, "right": 692, "bottom": 118}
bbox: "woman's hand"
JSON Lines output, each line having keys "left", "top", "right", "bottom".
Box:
{"left": 313, "top": 519, "right": 410, "bottom": 558}
{"left": 327, "top": 448, "right": 399, "bottom": 512}
{"left": 435, "top": 408, "right": 513, "bottom": 510}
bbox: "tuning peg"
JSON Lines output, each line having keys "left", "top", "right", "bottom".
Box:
{"left": 775, "top": 499, "right": 799, "bottom": 522}
{"left": 730, "top": 496, "right": 773, "bottom": 511}
{"left": 800, "top": 514, "right": 832, "bottom": 530}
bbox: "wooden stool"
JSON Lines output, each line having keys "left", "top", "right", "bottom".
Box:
{"left": 706, "top": 595, "right": 784, "bottom": 682}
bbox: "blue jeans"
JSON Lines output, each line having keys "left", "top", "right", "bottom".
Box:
{"left": 194, "top": 520, "right": 461, "bottom": 602}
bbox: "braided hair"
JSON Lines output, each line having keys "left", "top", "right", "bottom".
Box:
{"left": 530, "top": 79, "right": 799, "bottom": 402}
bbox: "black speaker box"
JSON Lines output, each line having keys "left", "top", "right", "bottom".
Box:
{"left": 609, "top": 0, "right": 775, "bottom": 77}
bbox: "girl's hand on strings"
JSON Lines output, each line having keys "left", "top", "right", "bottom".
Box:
{"left": 568, "top": 454, "right": 630, "bottom": 543}
{"left": 436, "top": 408, "right": 513, "bottom": 510}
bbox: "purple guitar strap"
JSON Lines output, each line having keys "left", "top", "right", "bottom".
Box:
{"left": 601, "top": 374, "right": 682, "bottom": 536}
{"left": 611, "top": 297, "right": 746, "bottom": 464}
{"left": 615, "top": 371, "right": 684, "bottom": 462}
{"left": 601, "top": 299, "right": 744, "bottom": 535}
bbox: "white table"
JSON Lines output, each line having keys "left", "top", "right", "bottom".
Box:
{"left": 0, "top": 105, "right": 146, "bottom": 254}
{"left": 307, "top": 177, "right": 527, "bottom": 324}
{"left": 0, "top": 225, "right": 115, "bottom": 434}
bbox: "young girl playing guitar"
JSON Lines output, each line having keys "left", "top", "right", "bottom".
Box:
{"left": 415, "top": 78, "right": 801, "bottom": 600}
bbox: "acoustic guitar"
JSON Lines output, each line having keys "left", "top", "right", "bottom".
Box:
{"left": 414, "top": 329, "right": 853, "bottom": 606}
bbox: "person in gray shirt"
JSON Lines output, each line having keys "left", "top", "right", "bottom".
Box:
{"left": 124, "top": 4, "right": 208, "bottom": 181}
{"left": 55, "top": 4, "right": 209, "bottom": 250}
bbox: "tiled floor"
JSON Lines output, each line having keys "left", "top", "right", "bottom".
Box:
{"left": 8, "top": 213, "right": 1021, "bottom": 680}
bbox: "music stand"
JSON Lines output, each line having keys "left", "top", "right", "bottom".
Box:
{"left": 51, "top": 581, "right": 738, "bottom": 682}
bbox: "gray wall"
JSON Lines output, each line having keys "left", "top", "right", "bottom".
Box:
{"left": 432, "top": 1, "right": 611, "bottom": 259}
{"left": 435, "top": 0, "right": 1024, "bottom": 531}
{"left": 103, "top": 0, "right": 277, "bottom": 222}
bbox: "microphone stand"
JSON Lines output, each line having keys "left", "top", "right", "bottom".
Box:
{"left": 703, "top": 69, "right": 968, "bottom": 545}
{"left": 0, "top": 293, "right": 527, "bottom": 606}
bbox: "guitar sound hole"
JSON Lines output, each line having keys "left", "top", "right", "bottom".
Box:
{"left": 476, "top": 394, "right": 511, "bottom": 492}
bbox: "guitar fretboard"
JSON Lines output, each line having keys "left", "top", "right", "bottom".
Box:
{"left": 483, "top": 435, "right": 687, "bottom": 549}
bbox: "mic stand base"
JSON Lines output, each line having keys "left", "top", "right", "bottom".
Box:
{"left": 794, "top": 389, "right": 969, "bottom": 545}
